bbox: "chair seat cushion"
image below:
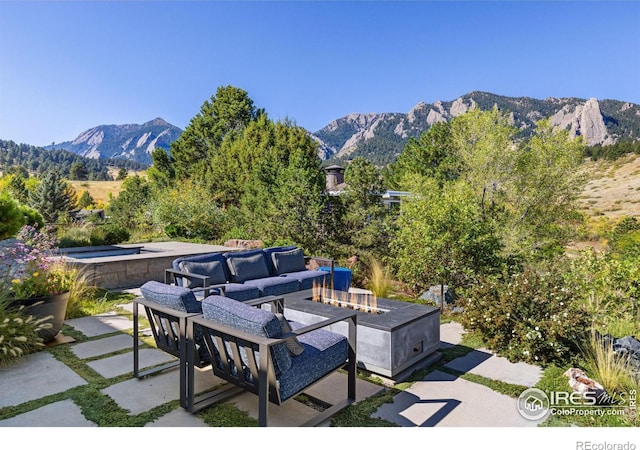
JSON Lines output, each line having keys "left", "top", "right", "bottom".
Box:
{"left": 222, "top": 283, "right": 261, "bottom": 302}
{"left": 140, "top": 280, "right": 201, "bottom": 313}
{"left": 281, "top": 270, "right": 330, "bottom": 291}
{"left": 278, "top": 321, "right": 348, "bottom": 402}
{"left": 243, "top": 276, "right": 300, "bottom": 296}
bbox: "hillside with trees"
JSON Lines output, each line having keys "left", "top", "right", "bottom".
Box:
{"left": 0, "top": 140, "right": 147, "bottom": 180}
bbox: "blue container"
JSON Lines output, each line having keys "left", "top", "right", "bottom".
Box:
{"left": 318, "top": 266, "right": 352, "bottom": 292}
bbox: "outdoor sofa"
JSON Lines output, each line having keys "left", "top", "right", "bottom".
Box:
{"left": 165, "top": 246, "right": 334, "bottom": 301}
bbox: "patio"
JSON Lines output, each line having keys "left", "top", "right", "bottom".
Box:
{"left": 0, "top": 291, "right": 549, "bottom": 429}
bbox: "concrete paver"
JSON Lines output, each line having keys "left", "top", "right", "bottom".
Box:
{"left": 65, "top": 312, "right": 133, "bottom": 337}
{"left": 373, "top": 370, "right": 543, "bottom": 427}
{"left": 87, "top": 348, "right": 176, "bottom": 379}
{"left": 440, "top": 321, "right": 465, "bottom": 347}
{"left": 0, "top": 399, "right": 97, "bottom": 427}
{"left": 70, "top": 334, "right": 139, "bottom": 359}
{"left": 0, "top": 352, "right": 87, "bottom": 408}
{"left": 101, "top": 366, "right": 225, "bottom": 415}
{"left": 145, "top": 408, "right": 210, "bottom": 427}
{"left": 444, "top": 348, "right": 543, "bottom": 387}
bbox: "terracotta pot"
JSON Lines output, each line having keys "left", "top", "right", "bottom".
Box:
{"left": 9, "top": 292, "right": 70, "bottom": 343}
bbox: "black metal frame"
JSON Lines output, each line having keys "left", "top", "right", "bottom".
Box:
{"left": 185, "top": 296, "right": 357, "bottom": 427}
{"left": 133, "top": 292, "right": 286, "bottom": 409}
{"left": 133, "top": 296, "right": 209, "bottom": 408}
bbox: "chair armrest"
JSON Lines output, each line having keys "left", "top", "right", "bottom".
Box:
{"left": 244, "top": 295, "right": 284, "bottom": 313}
{"left": 191, "top": 283, "right": 227, "bottom": 297}
{"left": 164, "top": 268, "right": 211, "bottom": 287}
{"left": 304, "top": 256, "right": 335, "bottom": 289}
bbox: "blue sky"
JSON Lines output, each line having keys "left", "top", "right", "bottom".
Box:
{"left": 1, "top": 1, "right": 639, "bottom": 147}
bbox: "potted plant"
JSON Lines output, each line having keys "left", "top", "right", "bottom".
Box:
{"left": 1, "top": 225, "right": 76, "bottom": 343}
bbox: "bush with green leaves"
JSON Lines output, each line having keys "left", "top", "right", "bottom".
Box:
{"left": 0, "top": 190, "right": 25, "bottom": 239}
{"left": 90, "top": 224, "right": 130, "bottom": 246}
{"left": 153, "top": 180, "right": 225, "bottom": 241}
{"left": 460, "top": 262, "right": 590, "bottom": 366}
{"left": 566, "top": 249, "right": 639, "bottom": 337}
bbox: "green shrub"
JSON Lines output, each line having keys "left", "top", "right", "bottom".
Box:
{"left": 0, "top": 190, "right": 25, "bottom": 239}
{"left": 89, "top": 224, "right": 130, "bottom": 245}
{"left": 57, "top": 223, "right": 93, "bottom": 248}
{"left": 153, "top": 181, "right": 225, "bottom": 241}
{"left": 566, "top": 250, "right": 640, "bottom": 336}
{"left": 460, "top": 262, "right": 590, "bottom": 366}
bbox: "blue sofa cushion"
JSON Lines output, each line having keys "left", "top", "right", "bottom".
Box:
{"left": 172, "top": 253, "right": 231, "bottom": 287}
{"left": 282, "top": 270, "right": 330, "bottom": 291}
{"left": 225, "top": 250, "right": 270, "bottom": 283}
{"left": 140, "top": 280, "right": 202, "bottom": 313}
{"left": 243, "top": 276, "right": 300, "bottom": 297}
{"left": 179, "top": 260, "right": 228, "bottom": 287}
{"left": 278, "top": 321, "right": 348, "bottom": 402}
{"left": 221, "top": 283, "right": 261, "bottom": 302}
{"left": 263, "top": 246, "right": 297, "bottom": 275}
{"left": 271, "top": 248, "right": 306, "bottom": 275}
{"left": 201, "top": 295, "right": 292, "bottom": 375}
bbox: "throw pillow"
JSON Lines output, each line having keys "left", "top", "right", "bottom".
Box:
{"left": 179, "top": 260, "right": 227, "bottom": 287}
{"left": 226, "top": 252, "right": 270, "bottom": 283}
{"left": 272, "top": 248, "right": 306, "bottom": 275}
{"left": 276, "top": 313, "right": 305, "bottom": 356}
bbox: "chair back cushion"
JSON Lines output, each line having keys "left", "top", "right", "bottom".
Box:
{"left": 271, "top": 248, "right": 306, "bottom": 275}
{"left": 225, "top": 250, "right": 270, "bottom": 283}
{"left": 140, "top": 280, "right": 202, "bottom": 313}
{"left": 202, "top": 295, "right": 292, "bottom": 374}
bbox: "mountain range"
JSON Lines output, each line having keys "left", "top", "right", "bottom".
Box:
{"left": 45, "top": 117, "right": 182, "bottom": 165}
{"left": 40, "top": 92, "right": 640, "bottom": 167}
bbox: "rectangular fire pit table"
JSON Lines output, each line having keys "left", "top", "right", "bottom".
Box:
{"left": 280, "top": 289, "right": 441, "bottom": 380}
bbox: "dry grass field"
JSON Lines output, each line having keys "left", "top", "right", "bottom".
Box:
{"left": 69, "top": 169, "right": 145, "bottom": 207}
{"left": 578, "top": 154, "right": 640, "bottom": 221}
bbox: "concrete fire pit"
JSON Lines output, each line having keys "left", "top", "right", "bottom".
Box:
{"left": 280, "top": 288, "right": 441, "bottom": 381}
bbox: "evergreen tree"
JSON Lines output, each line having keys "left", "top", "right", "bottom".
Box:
{"left": 7, "top": 174, "right": 28, "bottom": 204}
{"left": 116, "top": 168, "right": 128, "bottom": 181}
{"left": 170, "top": 85, "right": 258, "bottom": 180}
{"left": 28, "top": 170, "right": 77, "bottom": 223}
{"left": 107, "top": 175, "right": 152, "bottom": 230}
{"left": 78, "top": 191, "right": 95, "bottom": 209}
{"left": 385, "top": 121, "right": 459, "bottom": 189}
{"left": 69, "top": 161, "right": 89, "bottom": 180}
{"left": 147, "top": 148, "right": 175, "bottom": 188}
